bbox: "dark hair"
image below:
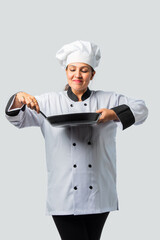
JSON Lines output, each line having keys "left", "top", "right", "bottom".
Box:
{"left": 64, "top": 66, "right": 95, "bottom": 91}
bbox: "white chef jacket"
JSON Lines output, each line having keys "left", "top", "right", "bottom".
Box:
{"left": 5, "top": 87, "right": 148, "bottom": 216}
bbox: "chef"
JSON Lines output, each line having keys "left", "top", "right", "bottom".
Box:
{"left": 5, "top": 40, "right": 148, "bottom": 240}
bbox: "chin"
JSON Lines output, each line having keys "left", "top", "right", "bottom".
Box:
{"left": 71, "top": 84, "right": 83, "bottom": 89}
{"left": 73, "top": 86, "right": 86, "bottom": 91}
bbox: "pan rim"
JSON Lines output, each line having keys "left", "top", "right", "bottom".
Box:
{"left": 47, "top": 112, "right": 100, "bottom": 120}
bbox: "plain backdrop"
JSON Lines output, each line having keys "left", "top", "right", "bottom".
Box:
{"left": 0, "top": 0, "right": 159, "bottom": 239}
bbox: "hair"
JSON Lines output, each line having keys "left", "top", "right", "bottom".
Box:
{"left": 64, "top": 65, "right": 95, "bottom": 91}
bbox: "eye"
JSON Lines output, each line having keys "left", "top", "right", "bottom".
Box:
{"left": 81, "top": 69, "right": 89, "bottom": 73}
{"left": 70, "top": 69, "right": 75, "bottom": 72}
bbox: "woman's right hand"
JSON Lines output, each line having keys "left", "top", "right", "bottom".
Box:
{"left": 11, "top": 92, "right": 40, "bottom": 113}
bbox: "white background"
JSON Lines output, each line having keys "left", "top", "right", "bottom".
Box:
{"left": 0, "top": 0, "right": 159, "bottom": 239}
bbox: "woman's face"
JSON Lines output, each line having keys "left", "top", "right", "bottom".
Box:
{"left": 66, "top": 62, "right": 95, "bottom": 92}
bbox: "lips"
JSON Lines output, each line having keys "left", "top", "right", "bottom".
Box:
{"left": 73, "top": 80, "right": 83, "bottom": 83}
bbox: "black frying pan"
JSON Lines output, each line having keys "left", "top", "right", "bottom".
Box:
{"left": 39, "top": 111, "right": 101, "bottom": 127}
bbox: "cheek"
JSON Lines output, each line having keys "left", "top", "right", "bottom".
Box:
{"left": 84, "top": 73, "right": 92, "bottom": 81}
{"left": 66, "top": 72, "right": 73, "bottom": 80}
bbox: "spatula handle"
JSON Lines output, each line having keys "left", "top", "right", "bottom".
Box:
{"left": 39, "top": 110, "right": 47, "bottom": 119}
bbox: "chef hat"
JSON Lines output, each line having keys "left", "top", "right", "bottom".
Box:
{"left": 56, "top": 40, "right": 101, "bottom": 69}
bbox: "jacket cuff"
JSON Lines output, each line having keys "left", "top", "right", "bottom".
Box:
{"left": 5, "top": 94, "right": 26, "bottom": 116}
{"left": 111, "top": 104, "right": 135, "bottom": 130}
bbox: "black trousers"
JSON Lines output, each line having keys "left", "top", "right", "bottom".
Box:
{"left": 52, "top": 212, "right": 110, "bottom": 240}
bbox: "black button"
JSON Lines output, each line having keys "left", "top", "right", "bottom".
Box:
{"left": 74, "top": 186, "right": 77, "bottom": 190}
{"left": 73, "top": 143, "right": 76, "bottom": 146}
{"left": 73, "top": 164, "right": 77, "bottom": 168}
{"left": 84, "top": 103, "right": 87, "bottom": 106}
{"left": 70, "top": 104, "right": 73, "bottom": 107}
{"left": 88, "top": 164, "right": 92, "bottom": 168}
{"left": 88, "top": 141, "right": 91, "bottom": 145}
{"left": 89, "top": 186, "right": 93, "bottom": 189}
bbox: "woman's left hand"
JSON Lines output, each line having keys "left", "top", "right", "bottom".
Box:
{"left": 96, "top": 108, "right": 119, "bottom": 124}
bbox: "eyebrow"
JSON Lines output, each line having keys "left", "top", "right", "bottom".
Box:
{"left": 69, "top": 65, "right": 90, "bottom": 69}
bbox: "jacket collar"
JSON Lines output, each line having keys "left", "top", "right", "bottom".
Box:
{"left": 67, "top": 86, "right": 91, "bottom": 102}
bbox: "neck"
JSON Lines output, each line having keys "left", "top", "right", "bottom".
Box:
{"left": 71, "top": 88, "right": 87, "bottom": 101}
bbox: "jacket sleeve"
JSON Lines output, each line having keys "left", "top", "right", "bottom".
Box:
{"left": 5, "top": 93, "right": 45, "bottom": 129}
{"left": 110, "top": 93, "right": 148, "bottom": 130}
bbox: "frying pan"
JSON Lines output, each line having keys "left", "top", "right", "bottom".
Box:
{"left": 39, "top": 110, "right": 101, "bottom": 127}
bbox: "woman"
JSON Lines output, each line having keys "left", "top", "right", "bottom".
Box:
{"left": 5, "top": 40, "right": 148, "bottom": 240}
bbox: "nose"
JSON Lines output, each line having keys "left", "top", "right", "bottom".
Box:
{"left": 75, "top": 69, "right": 82, "bottom": 78}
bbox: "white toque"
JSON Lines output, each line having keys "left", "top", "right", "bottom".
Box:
{"left": 56, "top": 40, "right": 101, "bottom": 69}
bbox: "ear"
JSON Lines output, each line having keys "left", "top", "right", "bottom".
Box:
{"left": 91, "top": 71, "right": 96, "bottom": 80}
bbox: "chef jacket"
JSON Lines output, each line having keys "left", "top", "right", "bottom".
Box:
{"left": 5, "top": 87, "right": 148, "bottom": 216}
